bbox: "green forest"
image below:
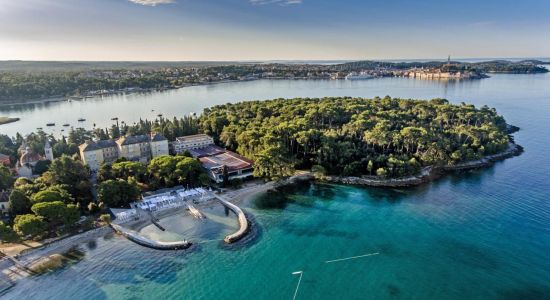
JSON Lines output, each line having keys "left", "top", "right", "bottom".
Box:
{"left": 200, "top": 97, "right": 512, "bottom": 179}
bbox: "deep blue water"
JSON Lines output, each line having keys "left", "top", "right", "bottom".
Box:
{"left": 3, "top": 74, "right": 550, "bottom": 299}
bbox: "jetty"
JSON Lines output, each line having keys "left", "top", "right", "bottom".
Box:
{"left": 187, "top": 204, "right": 205, "bottom": 219}
{"left": 110, "top": 224, "right": 191, "bottom": 250}
{"left": 150, "top": 216, "right": 166, "bottom": 231}
{"left": 214, "top": 195, "right": 249, "bottom": 243}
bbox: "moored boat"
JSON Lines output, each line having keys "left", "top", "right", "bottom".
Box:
{"left": 345, "top": 72, "right": 375, "bottom": 80}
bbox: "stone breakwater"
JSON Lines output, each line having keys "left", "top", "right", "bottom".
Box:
{"left": 110, "top": 224, "right": 192, "bottom": 250}
{"left": 215, "top": 196, "right": 249, "bottom": 243}
{"left": 109, "top": 195, "right": 250, "bottom": 249}
{"left": 322, "top": 142, "right": 522, "bottom": 188}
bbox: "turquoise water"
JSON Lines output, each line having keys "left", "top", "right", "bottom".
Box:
{"left": 3, "top": 74, "right": 550, "bottom": 299}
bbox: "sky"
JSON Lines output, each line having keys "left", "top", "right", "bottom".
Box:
{"left": 1, "top": 0, "right": 550, "bottom": 61}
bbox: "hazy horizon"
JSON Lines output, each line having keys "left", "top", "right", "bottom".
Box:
{"left": 1, "top": 0, "right": 550, "bottom": 61}
{"left": 1, "top": 57, "right": 550, "bottom": 63}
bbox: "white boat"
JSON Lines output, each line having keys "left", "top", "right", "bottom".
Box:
{"left": 345, "top": 72, "right": 374, "bottom": 80}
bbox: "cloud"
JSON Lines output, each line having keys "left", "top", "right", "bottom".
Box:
{"left": 250, "top": 0, "right": 302, "bottom": 5}
{"left": 128, "top": 0, "right": 175, "bottom": 6}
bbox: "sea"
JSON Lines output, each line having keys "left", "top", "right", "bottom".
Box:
{"left": 1, "top": 73, "right": 550, "bottom": 299}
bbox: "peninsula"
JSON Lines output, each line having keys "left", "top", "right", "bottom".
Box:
{"left": 0, "top": 117, "right": 19, "bottom": 125}
{"left": 0, "top": 96, "right": 522, "bottom": 281}
{"left": 200, "top": 96, "right": 520, "bottom": 183}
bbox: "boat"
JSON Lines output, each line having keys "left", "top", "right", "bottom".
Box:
{"left": 78, "top": 118, "right": 86, "bottom": 122}
{"left": 111, "top": 117, "right": 118, "bottom": 121}
{"left": 46, "top": 123, "right": 55, "bottom": 126}
{"left": 37, "top": 127, "right": 43, "bottom": 130}
{"left": 345, "top": 72, "right": 375, "bottom": 80}
{"left": 63, "top": 123, "right": 70, "bottom": 127}
{"left": 157, "top": 114, "right": 163, "bottom": 117}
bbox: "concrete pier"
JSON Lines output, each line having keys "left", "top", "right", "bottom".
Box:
{"left": 187, "top": 204, "right": 206, "bottom": 219}
{"left": 111, "top": 224, "right": 191, "bottom": 250}
{"left": 214, "top": 196, "right": 249, "bottom": 243}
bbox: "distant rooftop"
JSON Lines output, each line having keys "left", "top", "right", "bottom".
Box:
{"left": 116, "top": 135, "right": 150, "bottom": 146}
{"left": 175, "top": 134, "right": 212, "bottom": 142}
{"left": 189, "top": 145, "right": 226, "bottom": 158}
{"left": 80, "top": 133, "right": 167, "bottom": 152}
{"left": 151, "top": 133, "right": 167, "bottom": 142}
{"left": 79, "top": 139, "right": 117, "bottom": 152}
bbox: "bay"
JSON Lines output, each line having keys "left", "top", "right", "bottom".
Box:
{"left": 3, "top": 74, "right": 550, "bottom": 299}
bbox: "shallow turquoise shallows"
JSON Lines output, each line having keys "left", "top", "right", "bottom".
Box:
{"left": 4, "top": 74, "right": 550, "bottom": 299}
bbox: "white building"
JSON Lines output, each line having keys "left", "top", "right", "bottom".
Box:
{"left": 79, "top": 133, "right": 169, "bottom": 171}
{"left": 172, "top": 134, "right": 214, "bottom": 154}
{"left": 150, "top": 133, "right": 169, "bottom": 158}
{"left": 79, "top": 140, "right": 119, "bottom": 172}
{"left": 44, "top": 140, "right": 54, "bottom": 161}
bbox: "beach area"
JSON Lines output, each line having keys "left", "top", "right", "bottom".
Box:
{"left": 0, "top": 179, "right": 276, "bottom": 285}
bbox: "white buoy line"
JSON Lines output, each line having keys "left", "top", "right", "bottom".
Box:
{"left": 290, "top": 251, "right": 380, "bottom": 299}
{"left": 324, "top": 252, "right": 380, "bottom": 264}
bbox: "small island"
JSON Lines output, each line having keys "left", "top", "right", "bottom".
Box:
{"left": 0, "top": 116, "right": 20, "bottom": 125}
{"left": 200, "top": 96, "right": 521, "bottom": 186}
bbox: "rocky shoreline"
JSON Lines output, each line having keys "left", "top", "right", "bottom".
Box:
{"left": 317, "top": 142, "right": 522, "bottom": 188}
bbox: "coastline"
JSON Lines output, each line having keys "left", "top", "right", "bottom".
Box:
{"left": 0, "top": 79, "right": 249, "bottom": 108}
{"left": 0, "top": 141, "right": 523, "bottom": 280}
{"left": 0, "top": 117, "right": 20, "bottom": 125}
{"left": 0, "top": 226, "right": 112, "bottom": 284}
{"left": 321, "top": 142, "right": 522, "bottom": 188}
{"left": 2, "top": 71, "right": 545, "bottom": 109}
{"left": 221, "top": 180, "right": 276, "bottom": 206}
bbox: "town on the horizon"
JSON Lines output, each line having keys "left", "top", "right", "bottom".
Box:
{"left": 0, "top": 58, "right": 548, "bottom": 103}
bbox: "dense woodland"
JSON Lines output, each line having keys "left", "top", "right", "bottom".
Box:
{"left": 200, "top": 97, "right": 511, "bottom": 179}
